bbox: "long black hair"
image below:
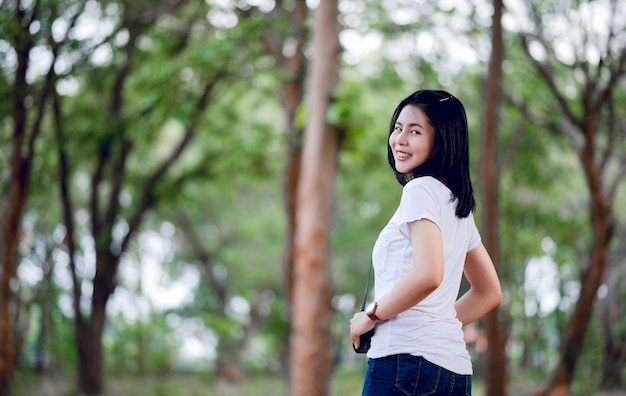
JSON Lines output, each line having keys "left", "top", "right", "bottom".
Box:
{"left": 387, "top": 89, "right": 476, "bottom": 218}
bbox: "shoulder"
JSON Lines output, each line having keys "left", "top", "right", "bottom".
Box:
{"left": 400, "top": 177, "right": 446, "bottom": 210}
{"left": 403, "top": 176, "right": 448, "bottom": 195}
{"left": 402, "top": 177, "right": 459, "bottom": 218}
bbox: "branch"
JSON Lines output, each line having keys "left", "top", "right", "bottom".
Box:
{"left": 606, "top": 117, "right": 626, "bottom": 207}
{"left": 504, "top": 87, "right": 583, "bottom": 153}
{"left": 519, "top": 33, "right": 584, "bottom": 132}
{"left": 92, "top": 21, "right": 144, "bottom": 239}
{"left": 595, "top": 49, "right": 626, "bottom": 180}
{"left": 596, "top": 0, "right": 622, "bottom": 84}
{"left": 103, "top": 138, "right": 132, "bottom": 232}
{"left": 599, "top": 87, "right": 616, "bottom": 176}
{"left": 52, "top": 89, "right": 85, "bottom": 331}
{"left": 90, "top": 136, "right": 110, "bottom": 237}
{"left": 174, "top": 209, "right": 228, "bottom": 304}
{"left": 120, "top": 70, "right": 228, "bottom": 255}
{"left": 110, "top": 29, "right": 140, "bottom": 118}
{"left": 596, "top": 47, "right": 626, "bottom": 108}
{"left": 260, "top": 0, "right": 308, "bottom": 74}
{"left": 94, "top": 1, "right": 192, "bottom": 239}
{"left": 10, "top": 1, "right": 35, "bottom": 175}
{"left": 27, "top": 1, "right": 86, "bottom": 155}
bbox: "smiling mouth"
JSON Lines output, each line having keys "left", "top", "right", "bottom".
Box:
{"left": 396, "top": 151, "right": 412, "bottom": 160}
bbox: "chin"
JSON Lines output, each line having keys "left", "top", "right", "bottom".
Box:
{"left": 396, "top": 165, "right": 416, "bottom": 174}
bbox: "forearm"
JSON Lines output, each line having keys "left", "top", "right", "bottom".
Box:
{"left": 454, "top": 288, "right": 501, "bottom": 327}
{"left": 375, "top": 219, "right": 443, "bottom": 321}
{"left": 456, "top": 243, "right": 502, "bottom": 326}
{"left": 375, "top": 268, "right": 440, "bottom": 321}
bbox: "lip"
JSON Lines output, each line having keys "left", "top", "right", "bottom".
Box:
{"left": 395, "top": 150, "right": 412, "bottom": 160}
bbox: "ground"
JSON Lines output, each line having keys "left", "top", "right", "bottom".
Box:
{"left": 10, "top": 368, "right": 626, "bottom": 396}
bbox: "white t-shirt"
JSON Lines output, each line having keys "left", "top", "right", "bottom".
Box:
{"left": 367, "top": 176, "right": 481, "bottom": 375}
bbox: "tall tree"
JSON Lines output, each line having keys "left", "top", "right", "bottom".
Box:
{"left": 479, "top": 0, "right": 507, "bottom": 394}
{"left": 510, "top": 1, "right": 626, "bottom": 394}
{"left": 288, "top": 0, "right": 343, "bottom": 394}
{"left": 0, "top": 1, "right": 78, "bottom": 392}
{"left": 260, "top": 0, "right": 309, "bottom": 372}
{"left": 260, "top": 0, "right": 308, "bottom": 325}
{"left": 52, "top": 2, "right": 204, "bottom": 392}
{"left": 27, "top": 0, "right": 264, "bottom": 392}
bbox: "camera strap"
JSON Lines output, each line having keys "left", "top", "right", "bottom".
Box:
{"left": 359, "top": 261, "right": 373, "bottom": 311}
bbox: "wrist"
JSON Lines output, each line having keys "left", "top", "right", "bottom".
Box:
{"left": 366, "top": 302, "right": 384, "bottom": 322}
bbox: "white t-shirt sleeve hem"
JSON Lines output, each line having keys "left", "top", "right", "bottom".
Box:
{"left": 397, "top": 178, "right": 441, "bottom": 239}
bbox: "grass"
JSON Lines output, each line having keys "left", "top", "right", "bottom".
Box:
{"left": 11, "top": 366, "right": 626, "bottom": 396}
{"left": 12, "top": 366, "right": 361, "bottom": 396}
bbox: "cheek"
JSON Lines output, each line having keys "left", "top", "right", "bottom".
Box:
{"left": 427, "top": 143, "right": 436, "bottom": 158}
{"left": 425, "top": 137, "right": 435, "bottom": 153}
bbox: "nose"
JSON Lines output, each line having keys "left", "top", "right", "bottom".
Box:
{"left": 395, "top": 129, "right": 408, "bottom": 145}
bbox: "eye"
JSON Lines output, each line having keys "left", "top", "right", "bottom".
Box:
{"left": 411, "top": 129, "right": 421, "bottom": 135}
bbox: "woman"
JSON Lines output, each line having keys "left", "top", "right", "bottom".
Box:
{"left": 349, "top": 89, "right": 502, "bottom": 395}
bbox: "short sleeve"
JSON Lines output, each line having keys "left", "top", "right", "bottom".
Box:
{"left": 397, "top": 179, "right": 441, "bottom": 239}
{"left": 467, "top": 216, "right": 481, "bottom": 252}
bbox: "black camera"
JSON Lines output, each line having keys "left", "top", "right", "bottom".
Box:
{"left": 353, "top": 328, "right": 375, "bottom": 354}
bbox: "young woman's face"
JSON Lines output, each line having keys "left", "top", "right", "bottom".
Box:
{"left": 389, "top": 105, "right": 435, "bottom": 175}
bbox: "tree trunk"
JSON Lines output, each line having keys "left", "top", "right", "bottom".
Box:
{"left": 515, "top": 7, "right": 626, "bottom": 390}
{"left": 0, "top": 154, "right": 29, "bottom": 396}
{"left": 479, "top": 0, "right": 507, "bottom": 394}
{"left": 280, "top": 14, "right": 306, "bottom": 369}
{"left": 76, "top": 323, "right": 106, "bottom": 394}
{"left": 260, "top": 0, "right": 308, "bottom": 308}
{"left": 542, "top": 116, "right": 615, "bottom": 396}
{"left": 51, "top": 5, "right": 201, "bottom": 391}
{"left": 0, "top": 9, "right": 34, "bottom": 392}
{"left": 288, "top": 1, "right": 341, "bottom": 395}
{"left": 544, "top": 225, "right": 611, "bottom": 395}
{"left": 261, "top": 0, "right": 308, "bottom": 372}
{"left": 600, "top": 242, "right": 626, "bottom": 389}
{"left": 34, "top": 250, "right": 55, "bottom": 372}
{"left": 284, "top": 150, "right": 302, "bottom": 304}
{"left": 73, "top": 253, "right": 118, "bottom": 394}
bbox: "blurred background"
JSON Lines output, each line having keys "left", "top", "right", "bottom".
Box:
{"left": 1, "top": 0, "right": 625, "bottom": 395}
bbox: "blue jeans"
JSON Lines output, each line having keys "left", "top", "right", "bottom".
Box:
{"left": 362, "top": 354, "right": 471, "bottom": 396}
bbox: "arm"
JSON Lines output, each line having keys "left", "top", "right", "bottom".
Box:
{"left": 454, "top": 242, "right": 502, "bottom": 327}
{"left": 350, "top": 219, "right": 443, "bottom": 348}
{"left": 371, "top": 219, "right": 443, "bottom": 320}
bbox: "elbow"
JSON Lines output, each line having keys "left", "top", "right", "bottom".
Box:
{"left": 409, "top": 259, "right": 444, "bottom": 296}
{"left": 409, "top": 270, "right": 442, "bottom": 297}
{"left": 491, "top": 286, "right": 503, "bottom": 309}
{"left": 423, "top": 271, "right": 444, "bottom": 294}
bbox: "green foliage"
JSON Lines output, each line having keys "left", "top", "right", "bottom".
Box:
{"left": 47, "top": 311, "right": 79, "bottom": 372}
{"left": 105, "top": 313, "right": 177, "bottom": 375}
{"left": 3, "top": 0, "right": 626, "bottom": 393}
{"left": 571, "top": 308, "right": 606, "bottom": 393}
